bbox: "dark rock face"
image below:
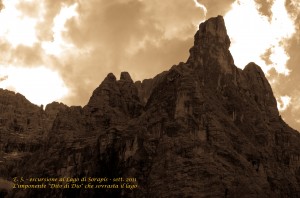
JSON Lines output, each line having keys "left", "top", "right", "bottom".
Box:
{"left": 1, "top": 16, "right": 300, "bottom": 197}
{"left": 0, "top": 90, "right": 66, "bottom": 196}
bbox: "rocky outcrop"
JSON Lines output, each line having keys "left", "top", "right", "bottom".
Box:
{"left": 0, "top": 90, "right": 43, "bottom": 169}
{"left": 2, "top": 16, "right": 300, "bottom": 198}
{"left": 135, "top": 71, "right": 168, "bottom": 105}
{"left": 188, "top": 15, "right": 235, "bottom": 74}
{"left": 0, "top": 90, "right": 68, "bottom": 193}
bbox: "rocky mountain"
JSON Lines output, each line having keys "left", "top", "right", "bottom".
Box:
{"left": 0, "top": 91, "right": 67, "bottom": 196}
{"left": 1, "top": 16, "right": 300, "bottom": 198}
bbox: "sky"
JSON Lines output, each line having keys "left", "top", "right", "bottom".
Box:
{"left": 0, "top": 0, "right": 299, "bottom": 131}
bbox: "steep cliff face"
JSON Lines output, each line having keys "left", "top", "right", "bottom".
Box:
{"left": 2, "top": 16, "right": 300, "bottom": 198}
{"left": 0, "top": 90, "right": 67, "bottom": 197}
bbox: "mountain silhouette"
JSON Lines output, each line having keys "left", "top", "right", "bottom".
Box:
{"left": 1, "top": 16, "right": 300, "bottom": 198}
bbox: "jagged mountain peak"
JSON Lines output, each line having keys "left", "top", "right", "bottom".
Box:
{"left": 101, "top": 72, "right": 133, "bottom": 83}
{"left": 198, "top": 15, "right": 230, "bottom": 48}
{"left": 120, "top": 71, "right": 133, "bottom": 82}
{"left": 188, "top": 15, "right": 234, "bottom": 74}
{"left": 244, "top": 61, "right": 265, "bottom": 73}
{"left": 86, "top": 70, "right": 142, "bottom": 121}
{"left": 104, "top": 72, "right": 117, "bottom": 82}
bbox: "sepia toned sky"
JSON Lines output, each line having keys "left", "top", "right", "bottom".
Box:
{"left": 0, "top": 0, "right": 299, "bottom": 131}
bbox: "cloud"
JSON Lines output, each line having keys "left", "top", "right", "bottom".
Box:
{"left": 260, "top": 48, "right": 273, "bottom": 65}
{"left": 279, "top": 91, "right": 300, "bottom": 131}
{"left": 271, "top": 26, "right": 300, "bottom": 131}
{"left": 34, "top": 0, "right": 77, "bottom": 41}
{"left": 224, "top": 0, "right": 295, "bottom": 75}
{"left": 0, "top": 0, "right": 38, "bottom": 47}
{"left": 0, "top": 75, "right": 7, "bottom": 82}
{"left": 0, "top": 66, "right": 68, "bottom": 105}
{"left": 0, "top": 0, "right": 205, "bottom": 106}
{"left": 255, "top": 0, "right": 274, "bottom": 20}
{"left": 277, "top": 95, "right": 291, "bottom": 111}
{"left": 197, "top": 0, "right": 235, "bottom": 18}
{"left": 57, "top": 0, "right": 205, "bottom": 105}
{"left": 12, "top": 44, "right": 44, "bottom": 66}
{"left": 0, "top": 1, "right": 3, "bottom": 11}
{"left": 268, "top": 0, "right": 300, "bottom": 131}
{"left": 0, "top": 40, "right": 48, "bottom": 69}
{"left": 16, "top": 0, "right": 39, "bottom": 18}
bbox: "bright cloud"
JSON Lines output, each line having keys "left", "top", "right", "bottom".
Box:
{"left": 193, "top": 0, "right": 207, "bottom": 16}
{"left": 0, "top": 0, "right": 78, "bottom": 106}
{"left": 277, "top": 95, "right": 291, "bottom": 111}
{"left": 42, "top": 3, "right": 78, "bottom": 56}
{"left": 224, "top": 0, "right": 295, "bottom": 75}
{"left": 0, "top": 66, "right": 69, "bottom": 106}
{"left": 0, "top": 0, "right": 38, "bottom": 47}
